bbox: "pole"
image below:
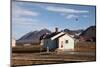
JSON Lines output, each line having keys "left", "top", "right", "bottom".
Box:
{"left": 47, "top": 46, "right": 49, "bottom": 53}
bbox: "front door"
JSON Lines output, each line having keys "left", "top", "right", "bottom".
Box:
{"left": 61, "top": 41, "right": 64, "bottom": 49}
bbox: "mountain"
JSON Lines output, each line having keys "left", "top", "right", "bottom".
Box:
{"left": 17, "top": 29, "right": 51, "bottom": 44}
{"left": 80, "top": 26, "right": 96, "bottom": 37}
{"left": 79, "top": 26, "right": 96, "bottom": 41}
{"left": 16, "top": 26, "right": 95, "bottom": 45}
{"left": 64, "top": 29, "right": 84, "bottom": 35}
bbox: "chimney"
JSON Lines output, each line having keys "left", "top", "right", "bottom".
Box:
{"left": 55, "top": 27, "right": 58, "bottom": 33}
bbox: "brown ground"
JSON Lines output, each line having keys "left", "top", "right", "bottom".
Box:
{"left": 11, "top": 42, "right": 96, "bottom": 66}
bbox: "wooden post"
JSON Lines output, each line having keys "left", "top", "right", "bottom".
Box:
{"left": 47, "top": 46, "right": 49, "bottom": 53}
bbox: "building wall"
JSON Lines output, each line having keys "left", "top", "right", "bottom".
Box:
{"left": 12, "top": 39, "right": 16, "bottom": 47}
{"left": 43, "top": 39, "right": 58, "bottom": 50}
{"left": 40, "top": 40, "right": 44, "bottom": 46}
{"left": 58, "top": 34, "right": 74, "bottom": 50}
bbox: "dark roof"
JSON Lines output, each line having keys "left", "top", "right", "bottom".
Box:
{"left": 40, "top": 32, "right": 75, "bottom": 40}
{"left": 40, "top": 32, "right": 60, "bottom": 40}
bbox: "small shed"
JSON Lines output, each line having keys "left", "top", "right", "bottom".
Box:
{"left": 40, "top": 32, "right": 75, "bottom": 51}
{"left": 40, "top": 32, "right": 60, "bottom": 50}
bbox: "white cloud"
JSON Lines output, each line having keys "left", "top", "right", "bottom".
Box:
{"left": 12, "top": 1, "right": 39, "bottom": 18}
{"left": 45, "top": 6, "right": 89, "bottom": 19}
{"left": 83, "top": 15, "right": 88, "bottom": 18}
{"left": 13, "top": 8, "right": 39, "bottom": 17}
{"left": 45, "top": 6, "right": 89, "bottom": 14}
{"left": 12, "top": 18, "right": 39, "bottom": 26}
{"left": 12, "top": 1, "right": 40, "bottom": 28}
{"left": 60, "top": 13, "right": 67, "bottom": 16}
{"left": 12, "top": 2, "right": 49, "bottom": 33}
{"left": 66, "top": 14, "right": 78, "bottom": 19}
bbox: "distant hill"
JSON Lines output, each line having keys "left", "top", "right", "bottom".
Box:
{"left": 16, "top": 26, "right": 96, "bottom": 45}
{"left": 17, "top": 29, "right": 51, "bottom": 44}
{"left": 79, "top": 26, "right": 96, "bottom": 41}
{"left": 64, "top": 29, "right": 84, "bottom": 35}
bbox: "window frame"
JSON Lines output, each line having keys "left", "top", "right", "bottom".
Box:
{"left": 65, "top": 40, "right": 68, "bottom": 43}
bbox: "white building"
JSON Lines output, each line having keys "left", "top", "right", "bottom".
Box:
{"left": 12, "top": 38, "right": 16, "bottom": 47}
{"left": 52, "top": 32, "right": 75, "bottom": 50}
{"left": 58, "top": 34, "right": 74, "bottom": 50}
{"left": 41, "top": 32, "right": 75, "bottom": 51}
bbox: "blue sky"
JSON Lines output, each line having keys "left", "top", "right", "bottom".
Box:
{"left": 12, "top": 1, "right": 96, "bottom": 39}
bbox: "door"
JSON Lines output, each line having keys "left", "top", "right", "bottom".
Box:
{"left": 61, "top": 41, "right": 64, "bottom": 49}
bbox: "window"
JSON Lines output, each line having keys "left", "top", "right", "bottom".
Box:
{"left": 65, "top": 40, "right": 68, "bottom": 43}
